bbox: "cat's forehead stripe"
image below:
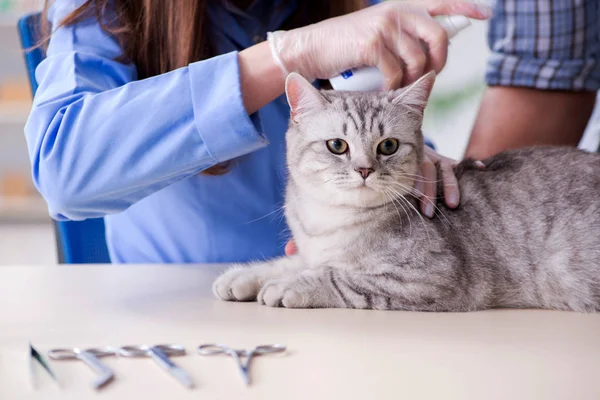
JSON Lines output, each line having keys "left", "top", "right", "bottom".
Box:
{"left": 341, "top": 97, "right": 349, "bottom": 112}
{"left": 366, "top": 104, "right": 382, "bottom": 133}
{"left": 344, "top": 96, "right": 385, "bottom": 137}
{"left": 347, "top": 109, "right": 360, "bottom": 133}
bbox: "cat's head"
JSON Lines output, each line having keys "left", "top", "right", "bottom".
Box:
{"left": 285, "top": 72, "right": 434, "bottom": 208}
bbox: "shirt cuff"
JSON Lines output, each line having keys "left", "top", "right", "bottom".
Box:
{"left": 188, "top": 51, "right": 268, "bottom": 164}
{"left": 424, "top": 137, "right": 435, "bottom": 150}
{"left": 486, "top": 53, "right": 600, "bottom": 91}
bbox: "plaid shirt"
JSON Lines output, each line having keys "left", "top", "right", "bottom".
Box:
{"left": 486, "top": 0, "right": 600, "bottom": 91}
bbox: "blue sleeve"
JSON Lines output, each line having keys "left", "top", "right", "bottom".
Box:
{"left": 25, "top": 0, "right": 267, "bottom": 221}
{"left": 486, "top": 0, "right": 600, "bottom": 90}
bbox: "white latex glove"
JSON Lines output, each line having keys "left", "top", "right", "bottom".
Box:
{"left": 267, "top": 0, "right": 491, "bottom": 88}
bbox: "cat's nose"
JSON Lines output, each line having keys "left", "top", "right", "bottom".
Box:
{"left": 354, "top": 167, "right": 374, "bottom": 179}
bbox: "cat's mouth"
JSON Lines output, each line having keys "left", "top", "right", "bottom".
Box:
{"left": 355, "top": 181, "right": 373, "bottom": 190}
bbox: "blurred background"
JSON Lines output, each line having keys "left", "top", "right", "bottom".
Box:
{"left": 0, "top": 0, "right": 598, "bottom": 264}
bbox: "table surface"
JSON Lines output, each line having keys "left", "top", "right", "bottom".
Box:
{"left": 1, "top": 264, "right": 599, "bottom": 400}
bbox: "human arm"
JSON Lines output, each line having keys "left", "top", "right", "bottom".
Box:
{"left": 27, "top": 1, "right": 275, "bottom": 221}
{"left": 29, "top": 0, "right": 488, "bottom": 222}
{"left": 465, "top": 0, "right": 600, "bottom": 159}
{"left": 467, "top": 89, "right": 596, "bottom": 159}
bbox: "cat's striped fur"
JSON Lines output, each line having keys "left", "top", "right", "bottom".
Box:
{"left": 213, "top": 72, "right": 600, "bottom": 312}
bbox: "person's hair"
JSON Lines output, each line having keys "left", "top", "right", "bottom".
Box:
{"left": 41, "top": 0, "right": 366, "bottom": 174}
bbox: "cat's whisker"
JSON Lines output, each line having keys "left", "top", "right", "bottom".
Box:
{"left": 383, "top": 177, "right": 442, "bottom": 188}
{"left": 400, "top": 186, "right": 450, "bottom": 226}
{"left": 393, "top": 171, "right": 435, "bottom": 178}
{"left": 390, "top": 182, "right": 453, "bottom": 228}
{"left": 392, "top": 173, "right": 442, "bottom": 184}
{"left": 387, "top": 186, "right": 431, "bottom": 245}
{"left": 388, "top": 187, "right": 431, "bottom": 241}
{"left": 391, "top": 183, "right": 448, "bottom": 224}
{"left": 384, "top": 188, "right": 413, "bottom": 235}
{"left": 241, "top": 205, "right": 287, "bottom": 225}
{"left": 324, "top": 176, "right": 352, "bottom": 185}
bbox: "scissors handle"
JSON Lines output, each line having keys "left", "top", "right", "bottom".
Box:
{"left": 197, "top": 344, "right": 287, "bottom": 357}
{"left": 197, "top": 344, "right": 231, "bottom": 356}
{"left": 118, "top": 344, "right": 186, "bottom": 357}
{"left": 48, "top": 347, "right": 116, "bottom": 360}
{"left": 252, "top": 344, "right": 287, "bottom": 355}
{"left": 47, "top": 348, "right": 80, "bottom": 360}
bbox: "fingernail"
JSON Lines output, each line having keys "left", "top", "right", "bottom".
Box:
{"left": 474, "top": 160, "right": 486, "bottom": 169}
{"left": 425, "top": 204, "right": 434, "bottom": 218}
{"left": 449, "top": 191, "right": 459, "bottom": 207}
{"left": 474, "top": 3, "right": 493, "bottom": 18}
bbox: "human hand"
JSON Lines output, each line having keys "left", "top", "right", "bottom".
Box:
{"left": 284, "top": 240, "right": 297, "bottom": 256}
{"left": 415, "top": 146, "right": 484, "bottom": 218}
{"left": 283, "top": 147, "right": 485, "bottom": 253}
{"left": 267, "top": 0, "right": 491, "bottom": 88}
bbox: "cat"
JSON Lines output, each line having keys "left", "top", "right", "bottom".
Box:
{"left": 212, "top": 71, "right": 600, "bottom": 312}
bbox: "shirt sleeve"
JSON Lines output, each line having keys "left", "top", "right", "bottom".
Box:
{"left": 25, "top": 0, "right": 267, "bottom": 221}
{"left": 485, "top": 0, "right": 600, "bottom": 90}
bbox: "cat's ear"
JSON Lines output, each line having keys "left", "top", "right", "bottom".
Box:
{"left": 285, "top": 72, "right": 326, "bottom": 123}
{"left": 391, "top": 71, "right": 436, "bottom": 115}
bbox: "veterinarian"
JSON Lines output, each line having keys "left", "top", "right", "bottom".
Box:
{"left": 25, "top": 0, "right": 489, "bottom": 263}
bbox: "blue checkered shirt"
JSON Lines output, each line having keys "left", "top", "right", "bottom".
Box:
{"left": 486, "top": 0, "right": 600, "bottom": 91}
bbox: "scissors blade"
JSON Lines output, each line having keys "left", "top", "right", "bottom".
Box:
{"left": 29, "top": 343, "right": 61, "bottom": 388}
{"left": 149, "top": 347, "right": 195, "bottom": 389}
{"left": 240, "top": 365, "right": 251, "bottom": 386}
{"left": 169, "top": 367, "right": 195, "bottom": 389}
{"left": 92, "top": 373, "right": 115, "bottom": 390}
{"left": 78, "top": 350, "right": 116, "bottom": 390}
{"left": 228, "top": 350, "right": 252, "bottom": 386}
{"left": 239, "top": 345, "right": 286, "bottom": 386}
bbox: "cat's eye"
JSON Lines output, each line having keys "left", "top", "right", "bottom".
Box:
{"left": 377, "top": 138, "right": 399, "bottom": 156}
{"left": 326, "top": 139, "right": 349, "bottom": 155}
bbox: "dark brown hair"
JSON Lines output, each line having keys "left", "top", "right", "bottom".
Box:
{"left": 42, "top": 0, "right": 366, "bottom": 173}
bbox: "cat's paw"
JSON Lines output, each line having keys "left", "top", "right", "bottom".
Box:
{"left": 212, "top": 265, "right": 263, "bottom": 302}
{"left": 257, "top": 278, "right": 310, "bottom": 308}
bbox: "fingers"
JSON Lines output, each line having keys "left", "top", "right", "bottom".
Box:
{"left": 423, "top": 146, "right": 460, "bottom": 210}
{"left": 424, "top": 0, "right": 493, "bottom": 20}
{"left": 414, "top": 174, "right": 425, "bottom": 198}
{"left": 440, "top": 161, "right": 459, "bottom": 208}
{"left": 379, "top": 0, "right": 491, "bottom": 77}
{"left": 377, "top": 46, "right": 404, "bottom": 90}
{"left": 284, "top": 240, "right": 297, "bottom": 256}
{"left": 420, "top": 158, "right": 437, "bottom": 218}
{"left": 385, "top": 32, "right": 428, "bottom": 86}
{"left": 397, "top": 13, "right": 449, "bottom": 74}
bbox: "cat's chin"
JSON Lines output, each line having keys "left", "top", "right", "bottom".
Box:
{"left": 329, "top": 186, "right": 389, "bottom": 209}
{"left": 294, "top": 179, "right": 389, "bottom": 209}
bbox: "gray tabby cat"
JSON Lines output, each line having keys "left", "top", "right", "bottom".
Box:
{"left": 213, "top": 71, "right": 600, "bottom": 312}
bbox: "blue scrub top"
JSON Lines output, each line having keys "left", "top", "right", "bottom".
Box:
{"left": 25, "top": 0, "right": 385, "bottom": 264}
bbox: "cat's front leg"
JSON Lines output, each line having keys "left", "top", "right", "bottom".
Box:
{"left": 258, "top": 267, "right": 469, "bottom": 311}
{"left": 213, "top": 255, "right": 305, "bottom": 302}
{"left": 258, "top": 268, "right": 354, "bottom": 309}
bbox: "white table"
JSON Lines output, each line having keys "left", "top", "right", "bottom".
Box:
{"left": 1, "top": 264, "right": 599, "bottom": 400}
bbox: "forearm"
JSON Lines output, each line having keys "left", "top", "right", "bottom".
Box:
{"left": 238, "top": 0, "right": 491, "bottom": 114}
{"left": 239, "top": 42, "right": 286, "bottom": 115}
{"left": 465, "top": 87, "right": 597, "bottom": 159}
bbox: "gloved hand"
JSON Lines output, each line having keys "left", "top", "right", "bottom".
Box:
{"left": 268, "top": 0, "right": 491, "bottom": 88}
